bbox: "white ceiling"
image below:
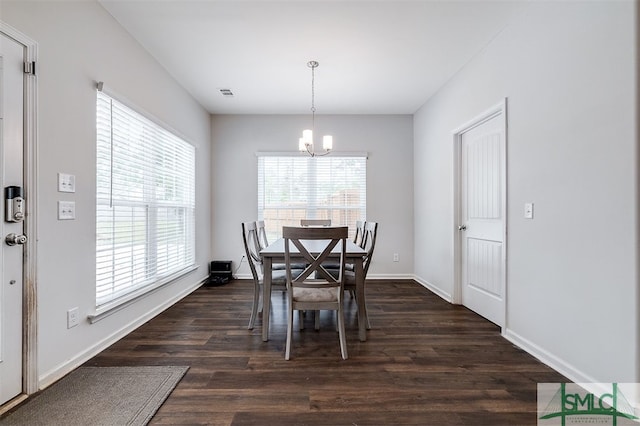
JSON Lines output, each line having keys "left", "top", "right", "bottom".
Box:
{"left": 98, "top": 1, "right": 526, "bottom": 115}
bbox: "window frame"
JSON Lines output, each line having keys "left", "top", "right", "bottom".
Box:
{"left": 256, "top": 151, "right": 367, "bottom": 243}
{"left": 93, "top": 87, "right": 196, "bottom": 318}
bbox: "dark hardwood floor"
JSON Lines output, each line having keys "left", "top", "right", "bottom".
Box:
{"left": 84, "top": 279, "right": 566, "bottom": 425}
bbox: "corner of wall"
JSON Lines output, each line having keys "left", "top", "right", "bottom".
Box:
{"left": 412, "top": 275, "right": 453, "bottom": 303}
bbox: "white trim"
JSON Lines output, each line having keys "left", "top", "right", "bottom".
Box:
{"left": 256, "top": 151, "right": 368, "bottom": 158}
{"left": 88, "top": 264, "right": 199, "bottom": 323}
{"left": 233, "top": 273, "right": 254, "bottom": 280}
{"left": 234, "top": 273, "right": 415, "bottom": 281}
{"left": 503, "top": 327, "right": 599, "bottom": 385}
{"left": 451, "top": 99, "right": 508, "bottom": 329}
{"left": 366, "top": 273, "right": 415, "bottom": 280}
{"left": 39, "top": 277, "right": 205, "bottom": 389}
{"left": 412, "top": 275, "right": 453, "bottom": 303}
{"left": 0, "top": 21, "right": 39, "bottom": 397}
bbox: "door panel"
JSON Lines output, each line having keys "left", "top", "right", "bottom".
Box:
{"left": 459, "top": 109, "right": 505, "bottom": 327}
{"left": 0, "top": 33, "right": 25, "bottom": 406}
{"left": 467, "top": 238, "right": 502, "bottom": 298}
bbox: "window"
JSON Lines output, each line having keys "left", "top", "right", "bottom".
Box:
{"left": 96, "top": 90, "right": 195, "bottom": 308}
{"left": 257, "top": 153, "right": 366, "bottom": 243}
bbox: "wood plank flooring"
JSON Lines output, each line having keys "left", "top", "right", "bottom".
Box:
{"left": 83, "top": 279, "right": 567, "bottom": 425}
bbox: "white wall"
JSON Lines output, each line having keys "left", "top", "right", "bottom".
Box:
{"left": 3, "top": 1, "right": 212, "bottom": 386}
{"left": 414, "top": 1, "right": 637, "bottom": 384}
{"left": 211, "top": 114, "right": 414, "bottom": 278}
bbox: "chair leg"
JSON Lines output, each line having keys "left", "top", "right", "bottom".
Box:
{"left": 337, "top": 306, "right": 348, "bottom": 360}
{"left": 285, "top": 307, "right": 294, "bottom": 360}
{"left": 366, "top": 306, "right": 371, "bottom": 329}
{"left": 361, "top": 291, "right": 371, "bottom": 330}
{"left": 248, "top": 281, "right": 260, "bottom": 330}
{"left": 347, "top": 287, "right": 372, "bottom": 330}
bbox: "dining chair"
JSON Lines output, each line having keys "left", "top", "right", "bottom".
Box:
{"left": 256, "top": 219, "right": 307, "bottom": 271}
{"left": 327, "top": 221, "right": 378, "bottom": 330}
{"left": 346, "top": 221, "right": 378, "bottom": 329}
{"left": 353, "top": 220, "right": 365, "bottom": 248}
{"left": 324, "top": 219, "right": 366, "bottom": 276}
{"left": 300, "top": 219, "right": 331, "bottom": 227}
{"left": 242, "top": 222, "right": 303, "bottom": 330}
{"left": 256, "top": 220, "right": 269, "bottom": 251}
{"left": 282, "top": 225, "right": 349, "bottom": 360}
{"left": 322, "top": 220, "right": 364, "bottom": 273}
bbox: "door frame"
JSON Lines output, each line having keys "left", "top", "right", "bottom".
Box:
{"left": 452, "top": 99, "right": 507, "bottom": 330}
{"left": 0, "top": 22, "right": 38, "bottom": 405}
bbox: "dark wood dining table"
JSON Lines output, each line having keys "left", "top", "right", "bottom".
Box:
{"left": 260, "top": 238, "right": 369, "bottom": 342}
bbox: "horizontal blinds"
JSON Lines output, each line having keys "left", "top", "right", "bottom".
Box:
{"left": 257, "top": 154, "right": 366, "bottom": 243}
{"left": 96, "top": 90, "right": 195, "bottom": 307}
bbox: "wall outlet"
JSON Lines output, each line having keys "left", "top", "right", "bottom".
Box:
{"left": 393, "top": 253, "right": 399, "bottom": 262}
{"left": 67, "top": 307, "right": 79, "bottom": 328}
{"left": 524, "top": 202, "right": 534, "bottom": 219}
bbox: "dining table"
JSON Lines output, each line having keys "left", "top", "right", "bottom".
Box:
{"left": 260, "top": 237, "right": 369, "bottom": 342}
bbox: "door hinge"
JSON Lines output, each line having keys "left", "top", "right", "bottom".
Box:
{"left": 23, "top": 61, "right": 36, "bottom": 76}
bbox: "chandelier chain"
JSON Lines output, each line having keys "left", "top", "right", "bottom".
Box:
{"left": 299, "top": 60, "right": 330, "bottom": 157}
{"left": 310, "top": 62, "right": 316, "bottom": 130}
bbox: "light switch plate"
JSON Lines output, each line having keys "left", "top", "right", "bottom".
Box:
{"left": 58, "top": 201, "right": 76, "bottom": 220}
{"left": 524, "top": 202, "right": 534, "bottom": 219}
{"left": 58, "top": 173, "right": 76, "bottom": 193}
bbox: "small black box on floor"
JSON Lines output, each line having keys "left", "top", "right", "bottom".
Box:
{"left": 208, "top": 260, "right": 232, "bottom": 286}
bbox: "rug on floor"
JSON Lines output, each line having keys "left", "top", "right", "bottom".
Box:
{"left": 0, "top": 366, "right": 189, "bottom": 426}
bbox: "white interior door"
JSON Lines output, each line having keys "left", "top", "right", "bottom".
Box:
{"left": 0, "top": 33, "right": 25, "bottom": 406}
{"left": 458, "top": 105, "right": 506, "bottom": 327}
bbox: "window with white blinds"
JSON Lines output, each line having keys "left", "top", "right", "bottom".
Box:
{"left": 96, "top": 90, "right": 196, "bottom": 308}
{"left": 257, "top": 153, "right": 366, "bottom": 243}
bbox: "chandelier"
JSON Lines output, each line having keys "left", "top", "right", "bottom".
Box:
{"left": 298, "top": 60, "right": 332, "bottom": 157}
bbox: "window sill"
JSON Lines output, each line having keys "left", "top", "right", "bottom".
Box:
{"left": 88, "top": 264, "right": 199, "bottom": 324}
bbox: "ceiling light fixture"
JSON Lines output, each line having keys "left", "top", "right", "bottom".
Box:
{"left": 299, "top": 60, "right": 332, "bottom": 157}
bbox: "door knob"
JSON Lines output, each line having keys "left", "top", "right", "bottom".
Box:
{"left": 458, "top": 225, "right": 467, "bottom": 231}
{"left": 5, "top": 233, "right": 27, "bottom": 246}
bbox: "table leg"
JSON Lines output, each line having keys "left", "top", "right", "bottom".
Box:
{"left": 262, "top": 258, "right": 272, "bottom": 342}
{"left": 355, "top": 258, "right": 367, "bottom": 341}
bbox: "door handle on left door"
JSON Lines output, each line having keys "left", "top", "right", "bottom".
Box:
{"left": 458, "top": 225, "right": 467, "bottom": 231}
{"left": 5, "top": 233, "right": 27, "bottom": 246}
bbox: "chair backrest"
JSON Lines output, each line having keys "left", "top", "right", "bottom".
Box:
{"left": 241, "top": 222, "right": 262, "bottom": 280}
{"left": 283, "top": 226, "right": 348, "bottom": 287}
{"left": 354, "top": 220, "right": 365, "bottom": 247}
{"left": 361, "top": 221, "right": 378, "bottom": 276}
{"left": 256, "top": 220, "right": 269, "bottom": 250}
{"left": 300, "top": 219, "right": 331, "bottom": 227}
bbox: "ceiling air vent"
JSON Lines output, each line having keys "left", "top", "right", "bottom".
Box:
{"left": 219, "top": 88, "right": 234, "bottom": 97}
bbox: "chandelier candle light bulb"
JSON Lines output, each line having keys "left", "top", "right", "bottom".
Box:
{"left": 322, "top": 135, "right": 333, "bottom": 151}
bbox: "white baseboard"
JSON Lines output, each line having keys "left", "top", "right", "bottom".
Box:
{"left": 414, "top": 277, "right": 617, "bottom": 402}
{"left": 501, "top": 328, "right": 640, "bottom": 410}
{"left": 38, "top": 277, "right": 206, "bottom": 389}
{"left": 412, "top": 274, "right": 453, "bottom": 303}
{"left": 502, "top": 328, "right": 599, "bottom": 385}
{"left": 233, "top": 273, "right": 253, "bottom": 280}
{"left": 366, "top": 273, "right": 415, "bottom": 280}
{"left": 234, "top": 273, "right": 417, "bottom": 281}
